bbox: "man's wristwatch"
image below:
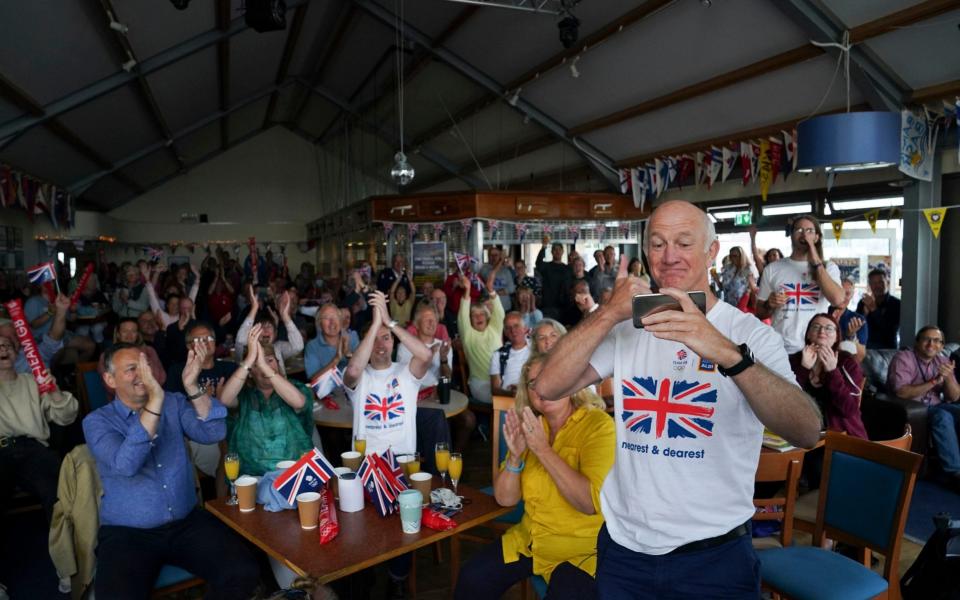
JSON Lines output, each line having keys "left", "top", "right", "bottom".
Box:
{"left": 386, "top": 320, "right": 398, "bottom": 330}
{"left": 718, "top": 343, "right": 755, "bottom": 378}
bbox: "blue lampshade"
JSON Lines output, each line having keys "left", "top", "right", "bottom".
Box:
{"left": 796, "top": 111, "right": 900, "bottom": 173}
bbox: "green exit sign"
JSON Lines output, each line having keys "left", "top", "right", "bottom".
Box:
{"left": 734, "top": 212, "right": 752, "bottom": 226}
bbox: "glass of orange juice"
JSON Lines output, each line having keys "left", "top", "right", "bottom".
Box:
{"left": 449, "top": 452, "right": 463, "bottom": 494}
{"left": 224, "top": 452, "right": 240, "bottom": 506}
{"left": 354, "top": 435, "right": 367, "bottom": 456}
{"left": 435, "top": 442, "right": 450, "bottom": 488}
{"left": 398, "top": 452, "right": 421, "bottom": 479}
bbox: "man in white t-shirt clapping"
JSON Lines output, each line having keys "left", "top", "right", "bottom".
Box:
{"left": 490, "top": 312, "right": 532, "bottom": 397}
{"left": 756, "top": 215, "right": 845, "bottom": 354}
{"left": 535, "top": 200, "right": 821, "bottom": 599}
{"left": 343, "top": 291, "right": 433, "bottom": 458}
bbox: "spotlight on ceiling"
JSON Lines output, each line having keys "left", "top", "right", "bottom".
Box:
{"left": 245, "top": 0, "right": 287, "bottom": 33}
{"left": 169, "top": 0, "right": 190, "bottom": 10}
{"left": 701, "top": 0, "right": 712, "bottom": 6}
{"left": 558, "top": 14, "right": 579, "bottom": 49}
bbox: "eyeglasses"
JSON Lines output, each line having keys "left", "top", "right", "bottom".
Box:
{"left": 918, "top": 336, "right": 944, "bottom": 345}
{"left": 187, "top": 335, "right": 216, "bottom": 343}
{"left": 793, "top": 227, "right": 817, "bottom": 235}
{"left": 809, "top": 324, "right": 836, "bottom": 333}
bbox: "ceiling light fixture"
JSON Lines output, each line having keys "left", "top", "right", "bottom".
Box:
{"left": 569, "top": 55, "right": 580, "bottom": 78}
{"left": 390, "top": 0, "right": 414, "bottom": 186}
{"left": 109, "top": 20, "right": 129, "bottom": 33}
{"left": 557, "top": 13, "right": 579, "bottom": 48}
{"left": 507, "top": 88, "right": 521, "bottom": 107}
{"left": 796, "top": 31, "right": 899, "bottom": 173}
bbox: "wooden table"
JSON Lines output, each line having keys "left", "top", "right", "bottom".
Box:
{"left": 314, "top": 389, "right": 469, "bottom": 429}
{"left": 205, "top": 484, "right": 510, "bottom": 586}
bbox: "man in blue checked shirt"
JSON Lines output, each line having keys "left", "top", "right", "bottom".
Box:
{"left": 84, "top": 341, "right": 259, "bottom": 599}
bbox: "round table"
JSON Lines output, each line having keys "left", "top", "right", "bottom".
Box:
{"left": 313, "top": 389, "right": 468, "bottom": 429}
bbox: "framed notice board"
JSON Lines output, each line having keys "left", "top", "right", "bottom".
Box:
{"left": 410, "top": 241, "right": 446, "bottom": 288}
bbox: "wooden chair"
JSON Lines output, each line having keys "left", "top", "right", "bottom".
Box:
{"left": 758, "top": 431, "right": 923, "bottom": 600}
{"left": 752, "top": 449, "right": 804, "bottom": 550}
{"left": 793, "top": 426, "right": 913, "bottom": 536}
{"left": 75, "top": 361, "right": 109, "bottom": 415}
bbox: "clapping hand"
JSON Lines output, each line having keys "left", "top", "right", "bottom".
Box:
{"left": 938, "top": 360, "right": 956, "bottom": 382}
{"left": 503, "top": 409, "right": 528, "bottom": 459}
{"left": 278, "top": 291, "right": 292, "bottom": 320}
{"left": 243, "top": 324, "right": 262, "bottom": 368}
{"left": 367, "top": 291, "right": 390, "bottom": 326}
{"left": 860, "top": 294, "right": 876, "bottom": 313}
{"left": 801, "top": 345, "right": 818, "bottom": 369}
{"left": 817, "top": 345, "right": 838, "bottom": 372}
{"left": 520, "top": 407, "right": 549, "bottom": 455}
{"left": 182, "top": 340, "right": 208, "bottom": 392}
{"left": 218, "top": 311, "right": 232, "bottom": 327}
{"left": 439, "top": 340, "right": 451, "bottom": 362}
{"left": 138, "top": 352, "right": 164, "bottom": 399}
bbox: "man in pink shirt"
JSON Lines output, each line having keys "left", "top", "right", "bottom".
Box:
{"left": 887, "top": 325, "right": 960, "bottom": 487}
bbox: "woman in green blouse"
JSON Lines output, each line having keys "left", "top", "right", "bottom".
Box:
{"left": 219, "top": 323, "right": 314, "bottom": 476}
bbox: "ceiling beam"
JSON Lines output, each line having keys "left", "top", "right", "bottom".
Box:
{"left": 263, "top": 3, "right": 309, "bottom": 128}
{"left": 0, "top": 0, "right": 311, "bottom": 143}
{"left": 407, "top": 0, "right": 673, "bottom": 151}
{"left": 502, "top": 163, "right": 595, "bottom": 191}
{"left": 69, "top": 81, "right": 297, "bottom": 194}
{"left": 94, "top": 0, "right": 186, "bottom": 170}
{"left": 570, "top": 0, "right": 955, "bottom": 137}
{"left": 615, "top": 102, "right": 870, "bottom": 169}
{"left": 910, "top": 79, "right": 960, "bottom": 104}
{"left": 217, "top": 0, "right": 232, "bottom": 149}
{"left": 296, "top": 78, "right": 487, "bottom": 189}
{"left": 289, "top": 3, "right": 358, "bottom": 125}
{"left": 0, "top": 67, "right": 144, "bottom": 194}
{"left": 352, "top": 0, "right": 618, "bottom": 188}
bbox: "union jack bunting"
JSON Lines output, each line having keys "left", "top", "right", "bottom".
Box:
{"left": 272, "top": 448, "right": 337, "bottom": 505}
{"left": 621, "top": 376, "right": 717, "bottom": 439}
{"left": 27, "top": 261, "right": 57, "bottom": 285}
{"left": 780, "top": 282, "right": 821, "bottom": 306}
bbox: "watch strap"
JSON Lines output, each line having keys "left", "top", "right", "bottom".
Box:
{"left": 718, "top": 343, "right": 755, "bottom": 378}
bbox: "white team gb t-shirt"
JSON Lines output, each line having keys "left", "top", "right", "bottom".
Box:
{"left": 346, "top": 362, "right": 424, "bottom": 455}
{"left": 589, "top": 301, "right": 798, "bottom": 555}
{"left": 489, "top": 344, "right": 531, "bottom": 390}
{"left": 757, "top": 258, "right": 841, "bottom": 354}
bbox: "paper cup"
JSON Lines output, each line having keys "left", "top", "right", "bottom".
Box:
{"left": 235, "top": 475, "right": 259, "bottom": 512}
{"left": 275, "top": 460, "right": 296, "bottom": 470}
{"left": 398, "top": 489, "right": 423, "bottom": 534}
{"left": 341, "top": 450, "right": 362, "bottom": 471}
{"left": 331, "top": 467, "right": 352, "bottom": 499}
{"left": 338, "top": 473, "right": 364, "bottom": 513}
{"left": 409, "top": 472, "right": 432, "bottom": 506}
{"left": 296, "top": 492, "right": 321, "bottom": 530}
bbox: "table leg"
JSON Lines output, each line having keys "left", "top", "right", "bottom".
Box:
{"left": 449, "top": 534, "right": 461, "bottom": 597}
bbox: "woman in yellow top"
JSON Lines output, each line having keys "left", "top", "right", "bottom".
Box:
{"left": 457, "top": 270, "right": 504, "bottom": 404}
{"left": 454, "top": 356, "right": 615, "bottom": 599}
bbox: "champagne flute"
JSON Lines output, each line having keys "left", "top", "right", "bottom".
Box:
{"left": 354, "top": 435, "right": 367, "bottom": 456}
{"left": 399, "top": 452, "right": 421, "bottom": 479}
{"left": 224, "top": 452, "right": 240, "bottom": 506}
{"left": 435, "top": 442, "right": 450, "bottom": 488}
{"left": 448, "top": 452, "right": 463, "bottom": 495}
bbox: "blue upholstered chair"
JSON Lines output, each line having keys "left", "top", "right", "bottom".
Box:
{"left": 76, "top": 361, "right": 108, "bottom": 414}
{"left": 152, "top": 565, "right": 203, "bottom": 597}
{"left": 758, "top": 431, "right": 922, "bottom": 600}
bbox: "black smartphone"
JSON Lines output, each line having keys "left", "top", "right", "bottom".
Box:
{"left": 632, "top": 292, "right": 707, "bottom": 328}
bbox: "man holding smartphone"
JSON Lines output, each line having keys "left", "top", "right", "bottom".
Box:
{"left": 535, "top": 200, "right": 821, "bottom": 599}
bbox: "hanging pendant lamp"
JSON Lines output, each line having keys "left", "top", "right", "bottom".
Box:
{"left": 390, "top": 0, "right": 414, "bottom": 187}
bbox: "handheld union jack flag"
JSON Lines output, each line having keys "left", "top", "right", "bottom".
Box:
{"left": 364, "top": 379, "right": 404, "bottom": 421}
{"left": 357, "top": 452, "right": 407, "bottom": 516}
{"left": 621, "top": 376, "right": 717, "bottom": 439}
{"left": 781, "top": 282, "right": 821, "bottom": 306}
{"left": 27, "top": 262, "right": 57, "bottom": 285}
{"left": 309, "top": 367, "right": 343, "bottom": 400}
{"left": 382, "top": 448, "right": 410, "bottom": 490}
{"left": 272, "top": 448, "right": 337, "bottom": 505}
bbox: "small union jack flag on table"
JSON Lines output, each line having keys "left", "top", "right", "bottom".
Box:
{"left": 272, "top": 448, "right": 337, "bottom": 505}
{"left": 621, "top": 376, "right": 717, "bottom": 439}
{"left": 780, "top": 282, "right": 821, "bottom": 306}
{"left": 309, "top": 366, "right": 343, "bottom": 400}
{"left": 27, "top": 261, "right": 57, "bottom": 285}
{"left": 357, "top": 450, "right": 409, "bottom": 517}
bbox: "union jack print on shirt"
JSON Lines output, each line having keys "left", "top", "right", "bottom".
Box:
{"left": 780, "top": 282, "right": 821, "bottom": 306}
{"left": 364, "top": 378, "right": 404, "bottom": 421}
{"left": 621, "top": 376, "right": 717, "bottom": 439}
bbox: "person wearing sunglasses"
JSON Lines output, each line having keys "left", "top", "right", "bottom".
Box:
{"left": 756, "top": 215, "right": 846, "bottom": 354}
{"left": 789, "top": 313, "right": 866, "bottom": 439}
{"left": 888, "top": 326, "right": 960, "bottom": 488}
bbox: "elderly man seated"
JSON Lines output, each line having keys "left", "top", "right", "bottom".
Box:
{"left": 84, "top": 343, "right": 259, "bottom": 599}
{"left": 490, "top": 312, "right": 531, "bottom": 397}
{"left": 887, "top": 325, "right": 960, "bottom": 488}
{"left": 305, "top": 303, "right": 359, "bottom": 379}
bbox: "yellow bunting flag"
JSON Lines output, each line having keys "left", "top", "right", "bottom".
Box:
{"left": 831, "top": 219, "right": 844, "bottom": 242}
{"left": 923, "top": 207, "right": 948, "bottom": 238}
{"left": 758, "top": 139, "right": 772, "bottom": 201}
{"left": 889, "top": 207, "right": 902, "bottom": 220}
{"left": 865, "top": 209, "right": 880, "bottom": 234}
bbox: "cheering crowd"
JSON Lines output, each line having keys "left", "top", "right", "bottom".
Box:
{"left": 1, "top": 199, "right": 959, "bottom": 599}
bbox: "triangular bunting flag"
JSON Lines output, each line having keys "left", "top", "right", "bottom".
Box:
{"left": 708, "top": 146, "right": 722, "bottom": 188}
{"left": 694, "top": 152, "right": 704, "bottom": 187}
{"left": 677, "top": 155, "right": 694, "bottom": 189}
{"left": 898, "top": 108, "right": 938, "bottom": 182}
{"left": 768, "top": 136, "right": 783, "bottom": 184}
{"left": 740, "top": 141, "right": 752, "bottom": 185}
{"left": 702, "top": 152, "right": 713, "bottom": 189}
{"left": 721, "top": 144, "right": 738, "bottom": 183}
{"left": 781, "top": 130, "right": 795, "bottom": 180}
{"left": 630, "top": 168, "right": 645, "bottom": 210}
{"left": 619, "top": 169, "right": 630, "bottom": 194}
{"left": 831, "top": 220, "right": 844, "bottom": 242}
{"left": 865, "top": 209, "right": 880, "bottom": 234}
{"left": 750, "top": 140, "right": 761, "bottom": 182}
{"left": 758, "top": 139, "right": 772, "bottom": 202}
{"left": 923, "top": 207, "right": 947, "bottom": 238}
